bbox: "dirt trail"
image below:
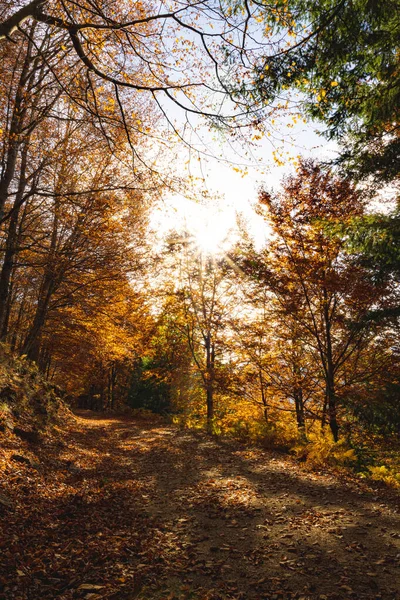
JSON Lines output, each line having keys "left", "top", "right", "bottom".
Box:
{"left": 1, "top": 412, "right": 400, "bottom": 600}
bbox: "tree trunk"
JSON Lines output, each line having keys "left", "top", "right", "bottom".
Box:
{"left": 326, "top": 375, "right": 339, "bottom": 442}
{"left": 294, "top": 387, "right": 305, "bottom": 431}
{"left": 10, "top": 294, "right": 26, "bottom": 352}
{"left": 22, "top": 289, "right": 53, "bottom": 362}
{"left": 0, "top": 142, "right": 29, "bottom": 336}
{"left": 205, "top": 334, "right": 215, "bottom": 432}
{"left": 206, "top": 386, "right": 214, "bottom": 432}
{"left": 110, "top": 364, "right": 117, "bottom": 410}
{"left": 324, "top": 292, "right": 339, "bottom": 441}
{"left": 22, "top": 197, "right": 60, "bottom": 363}
{"left": 321, "top": 390, "right": 328, "bottom": 430}
{"left": 259, "top": 369, "right": 268, "bottom": 423}
{"left": 0, "top": 37, "right": 32, "bottom": 217}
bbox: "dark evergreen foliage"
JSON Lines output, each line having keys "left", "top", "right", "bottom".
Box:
{"left": 257, "top": 0, "right": 400, "bottom": 183}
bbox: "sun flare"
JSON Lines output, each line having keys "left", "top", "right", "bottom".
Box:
{"left": 190, "top": 210, "right": 237, "bottom": 256}
{"left": 151, "top": 195, "right": 240, "bottom": 256}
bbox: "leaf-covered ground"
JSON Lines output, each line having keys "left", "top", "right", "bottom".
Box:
{"left": 1, "top": 411, "right": 400, "bottom": 600}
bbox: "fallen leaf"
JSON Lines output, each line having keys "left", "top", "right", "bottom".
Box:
{"left": 78, "top": 584, "right": 104, "bottom": 591}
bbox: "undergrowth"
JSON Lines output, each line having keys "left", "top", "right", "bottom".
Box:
{"left": 0, "top": 343, "right": 69, "bottom": 436}
{"left": 173, "top": 401, "right": 400, "bottom": 489}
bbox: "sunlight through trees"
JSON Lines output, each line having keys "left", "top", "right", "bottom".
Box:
{"left": 0, "top": 0, "right": 399, "bottom": 486}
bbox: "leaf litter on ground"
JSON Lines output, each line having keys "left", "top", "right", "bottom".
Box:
{"left": 0, "top": 410, "right": 399, "bottom": 600}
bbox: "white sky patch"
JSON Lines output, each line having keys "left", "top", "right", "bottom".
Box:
{"left": 150, "top": 116, "right": 340, "bottom": 253}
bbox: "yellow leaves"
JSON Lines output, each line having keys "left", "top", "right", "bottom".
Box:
{"left": 294, "top": 431, "right": 357, "bottom": 467}
{"left": 368, "top": 465, "right": 400, "bottom": 488}
{"left": 272, "top": 149, "right": 284, "bottom": 167}
{"left": 330, "top": 81, "right": 339, "bottom": 87}
{"left": 102, "top": 97, "right": 116, "bottom": 113}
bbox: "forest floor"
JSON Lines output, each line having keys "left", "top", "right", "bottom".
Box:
{"left": 1, "top": 411, "right": 400, "bottom": 600}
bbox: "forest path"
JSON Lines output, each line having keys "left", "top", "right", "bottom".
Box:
{"left": 1, "top": 411, "right": 400, "bottom": 600}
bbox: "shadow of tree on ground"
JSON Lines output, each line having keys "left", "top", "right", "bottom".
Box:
{"left": 0, "top": 411, "right": 399, "bottom": 600}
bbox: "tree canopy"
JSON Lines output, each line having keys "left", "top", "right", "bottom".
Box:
{"left": 0, "top": 0, "right": 399, "bottom": 497}
{"left": 256, "top": 0, "right": 400, "bottom": 183}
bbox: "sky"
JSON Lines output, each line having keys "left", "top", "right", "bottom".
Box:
{"left": 151, "top": 115, "right": 339, "bottom": 252}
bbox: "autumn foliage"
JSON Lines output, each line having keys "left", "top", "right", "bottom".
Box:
{"left": 0, "top": 2, "right": 399, "bottom": 484}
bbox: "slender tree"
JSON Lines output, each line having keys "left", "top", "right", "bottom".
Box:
{"left": 243, "top": 161, "right": 382, "bottom": 440}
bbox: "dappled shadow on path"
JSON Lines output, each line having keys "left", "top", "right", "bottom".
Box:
{"left": 1, "top": 411, "right": 399, "bottom": 600}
